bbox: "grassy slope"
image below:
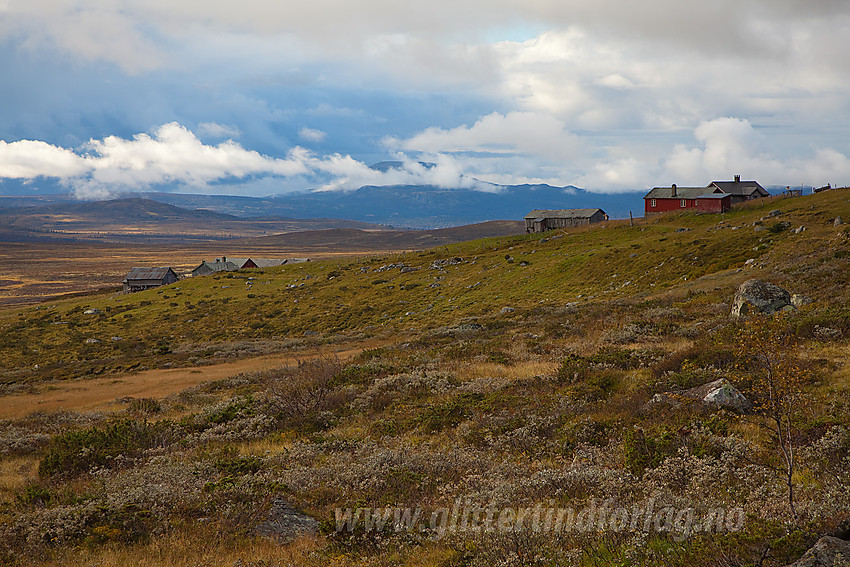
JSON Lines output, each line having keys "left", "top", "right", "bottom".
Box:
{"left": 1, "top": 190, "right": 850, "bottom": 567}
{"left": 1, "top": 190, "right": 847, "bottom": 382}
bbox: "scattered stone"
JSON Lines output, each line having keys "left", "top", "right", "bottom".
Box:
{"left": 500, "top": 306, "right": 515, "bottom": 314}
{"left": 791, "top": 294, "right": 813, "bottom": 308}
{"left": 700, "top": 379, "right": 752, "bottom": 412}
{"left": 835, "top": 216, "right": 844, "bottom": 227}
{"left": 85, "top": 338, "right": 101, "bottom": 344}
{"left": 430, "top": 257, "right": 463, "bottom": 269}
{"left": 675, "top": 227, "right": 691, "bottom": 232}
{"left": 784, "top": 535, "right": 850, "bottom": 567}
{"left": 754, "top": 226, "right": 767, "bottom": 232}
{"left": 400, "top": 266, "right": 418, "bottom": 273}
{"left": 793, "top": 225, "right": 806, "bottom": 234}
{"left": 111, "top": 336, "right": 124, "bottom": 341}
{"left": 518, "top": 261, "right": 530, "bottom": 266}
{"left": 767, "top": 209, "right": 782, "bottom": 218}
{"left": 648, "top": 378, "right": 751, "bottom": 413}
{"left": 83, "top": 308, "right": 100, "bottom": 315}
{"left": 814, "top": 326, "right": 843, "bottom": 340}
{"left": 303, "top": 330, "right": 318, "bottom": 336}
{"left": 731, "top": 279, "right": 792, "bottom": 318}
{"left": 254, "top": 498, "right": 319, "bottom": 543}
{"left": 745, "top": 258, "right": 755, "bottom": 266}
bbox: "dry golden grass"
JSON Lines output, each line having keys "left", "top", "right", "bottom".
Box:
{"left": 24, "top": 530, "right": 460, "bottom": 567}
{"left": 0, "top": 456, "right": 38, "bottom": 503}
{"left": 0, "top": 344, "right": 382, "bottom": 420}
{"left": 448, "top": 360, "right": 559, "bottom": 382}
{"left": 25, "top": 532, "right": 325, "bottom": 567}
{"left": 236, "top": 432, "right": 297, "bottom": 456}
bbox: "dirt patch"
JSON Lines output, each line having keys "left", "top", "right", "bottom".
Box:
{"left": 0, "top": 344, "right": 381, "bottom": 419}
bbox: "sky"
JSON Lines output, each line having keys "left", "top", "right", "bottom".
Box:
{"left": 1, "top": 0, "right": 850, "bottom": 199}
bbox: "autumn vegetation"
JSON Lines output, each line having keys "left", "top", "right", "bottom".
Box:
{"left": 1, "top": 190, "right": 849, "bottom": 566}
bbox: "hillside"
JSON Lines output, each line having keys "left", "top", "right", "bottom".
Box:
{"left": 232, "top": 220, "right": 526, "bottom": 252}
{"left": 0, "top": 190, "right": 849, "bottom": 566}
{"left": 0, "top": 198, "right": 390, "bottom": 243}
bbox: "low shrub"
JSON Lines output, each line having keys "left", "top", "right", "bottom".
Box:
{"left": 39, "top": 420, "right": 178, "bottom": 478}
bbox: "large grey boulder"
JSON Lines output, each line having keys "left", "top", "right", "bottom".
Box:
{"left": 731, "top": 279, "right": 792, "bottom": 318}
{"left": 785, "top": 536, "right": 850, "bottom": 567}
{"left": 647, "top": 378, "right": 751, "bottom": 413}
{"left": 699, "top": 379, "right": 752, "bottom": 412}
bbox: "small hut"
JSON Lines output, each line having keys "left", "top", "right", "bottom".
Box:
{"left": 122, "top": 267, "right": 179, "bottom": 293}
{"left": 523, "top": 208, "right": 608, "bottom": 233}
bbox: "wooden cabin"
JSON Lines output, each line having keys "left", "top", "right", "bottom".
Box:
{"left": 524, "top": 208, "right": 608, "bottom": 233}
{"left": 122, "top": 267, "right": 179, "bottom": 293}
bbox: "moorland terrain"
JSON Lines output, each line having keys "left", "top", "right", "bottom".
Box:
{"left": 0, "top": 197, "right": 523, "bottom": 307}
{"left": 0, "top": 190, "right": 849, "bottom": 566}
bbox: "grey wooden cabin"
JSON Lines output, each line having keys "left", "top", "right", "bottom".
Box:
{"left": 524, "top": 208, "right": 608, "bottom": 233}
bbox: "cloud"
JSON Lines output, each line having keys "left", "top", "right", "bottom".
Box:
{"left": 0, "top": 139, "right": 88, "bottom": 178}
{"left": 298, "top": 127, "right": 327, "bottom": 143}
{"left": 197, "top": 122, "right": 242, "bottom": 139}
{"left": 385, "top": 111, "right": 581, "bottom": 161}
{"left": 0, "top": 123, "right": 491, "bottom": 197}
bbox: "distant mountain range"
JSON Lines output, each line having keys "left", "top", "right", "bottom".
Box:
{"left": 149, "top": 183, "right": 645, "bottom": 228}
{"left": 0, "top": 182, "right": 647, "bottom": 229}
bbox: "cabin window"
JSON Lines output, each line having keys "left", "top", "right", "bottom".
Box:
{"left": 650, "top": 199, "right": 656, "bottom": 208}
{"left": 681, "top": 199, "right": 687, "bottom": 208}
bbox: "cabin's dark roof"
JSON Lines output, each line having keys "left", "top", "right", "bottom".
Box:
{"left": 247, "top": 259, "right": 288, "bottom": 268}
{"left": 708, "top": 180, "right": 768, "bottom": 196}
{"left": 193, "top": 260, "right": 239, "bottom": 273}
{"left": 124, "top": 267, "right": 176, "bottom": 282}
{"left": 644, "top": 186, "right": 716, "bottom": 200}
{"left": 523, "top": 208, "right": 604, "bottom": 220}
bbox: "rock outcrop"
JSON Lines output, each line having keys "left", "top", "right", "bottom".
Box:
{"left": 785, "top": 536, "right": 850, "bottom": 567}
{"left": 731, "top": 279, "right": 792, "bottom": 318}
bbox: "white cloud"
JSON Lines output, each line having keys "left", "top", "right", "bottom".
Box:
{"left": 298, "top": 127, "right": 327, "bottom": 143}
{"left": 0, "top": 139, "right": 88, "bottom": 178}
{"left": 197, "top": 122, "right": 242, "bottom": 139}
{"left": 0, "top": 123, "right": 492, "bottom": 197}
{"left": 386, "top": 111, "right": 581, "bottom": 161}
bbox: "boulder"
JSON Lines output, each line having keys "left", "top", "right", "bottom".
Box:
{"left": 699, "top": 379, "right": 752, "bottom": 412}
{"left": 254, "top": 498, "right": 319, "bottom": 543}
{"left": 785, "top": 536, "right": 850, "bottom": 567}
{"left": 792, "top": 294, "right": 813, "bottom": 308}
{"left": 835, "top": 217, "right": 844, "bottom": 227}
{"left": 731, "top": 279, "right": 792, "bottom": 318}
{"left": 647, "top": 378, "right": 751, "bottom": 413}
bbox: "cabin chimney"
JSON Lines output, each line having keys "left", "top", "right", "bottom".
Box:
{"left": 734, "top": 174, "right": 741, "bottom": 183}
{"left": 671, "top": 183, "right": 677, "bottom": 197}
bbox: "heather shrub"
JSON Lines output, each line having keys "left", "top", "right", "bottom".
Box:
{"left": 39, "top": 420, "right": 179, "bottom": 478}
{"left": 623, "top": 427, "right": 679, "bottom": 476}
{"left": 556, "top": 354, "right": 590, "bottom": 384}
{"left": 417, "top": 393, "right": 482, "bottom": 432}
